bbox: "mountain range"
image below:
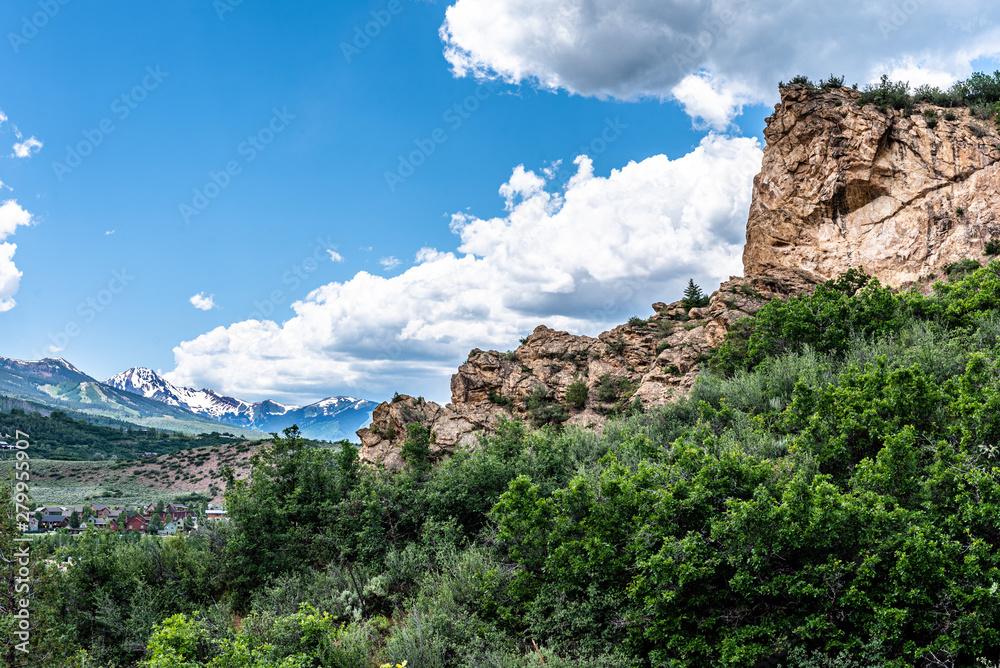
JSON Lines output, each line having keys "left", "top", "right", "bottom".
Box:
{"left": 104, "top": 367, "right": 376, "bottom": 441}
{"left": 0, "top": 357, "right": 375, "bottom": 442}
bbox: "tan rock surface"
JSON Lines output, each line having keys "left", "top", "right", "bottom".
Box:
{"left": 744, "top": 84, "right": 1000, "bottom": 286}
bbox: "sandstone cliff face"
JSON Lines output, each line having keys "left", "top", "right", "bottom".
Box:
{"left": 357, "top": 274, "right": 816, "bottom": 469}
{"left": 744, "top": 85, "right": 1000, "bottom": 287}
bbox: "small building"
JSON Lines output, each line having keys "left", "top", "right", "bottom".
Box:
{"left": 158, "top": 521, "right": 178, "bottom": 536}
{"left": 87, "top": 518, "right": 119, "bottom": 531}
{"left": 205, "top": 508, "right": 229, "bottom": 521}
{"left": 91, "top": 504, "right": 110, "bottom": 518}
{"left": 123, "top": 515, "right": 150, "bottom": 532}
{"left": 40, "top": 515, "right": 68, "bottom": 530}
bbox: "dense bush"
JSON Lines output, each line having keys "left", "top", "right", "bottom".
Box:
{"left": 564, "top": 379, "right": 588, "bottom": 410}
{"left": 859, "top": 71, "right": 1000, "bottom": 117}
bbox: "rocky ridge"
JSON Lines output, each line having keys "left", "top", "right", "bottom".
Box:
{"left": 357, "top": 273, "right": 816, "bottom": 470}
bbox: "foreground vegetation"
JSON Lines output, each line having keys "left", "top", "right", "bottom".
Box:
{"left": 6, "top": 261, "right": 1000, "bottom": 667}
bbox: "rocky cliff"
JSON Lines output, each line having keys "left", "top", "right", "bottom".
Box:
{"left": 357, "top": 273, "right": 816, "bottom": 469}
{"left": 359, "top": 83, "right": 1000, "bottom": 469}
{"left": 744, "top": 84, "right": 1000, "bottom": 287}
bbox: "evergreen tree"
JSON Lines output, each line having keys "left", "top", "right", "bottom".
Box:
{"left": 681, "top": 279, "right": 710, "bottom": 309}
{"left": 68, "top": 511, "right": 80, "bottom": 529}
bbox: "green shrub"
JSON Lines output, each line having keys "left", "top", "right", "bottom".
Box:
{"left": 922, "top": 108, "right": 939, "bottom": 128}
{"left": 486, "top": 389, "right": 513, "bottom": 407}
{"left": 985, "top": 239, "right": 1000, "bottom": 256}
{"left": 606, "top": 334, "right": 627, "bottom": 355}
{"left": 526, "top": 386, "right": 568, "bottom": 427}
{"left": 942, "top": 257, "right": 981, "bottom": 279}
{"left": 565, "top": 380, "right": 588, "bottom": 410}
{"left": 860, "top": 74, "right": 913, "bottom": 113}
{"left": 628, "top": 316, "right": 646, "bottom": 327}
{"left": 821, "top": 74, "right": 845, "bottom": 89}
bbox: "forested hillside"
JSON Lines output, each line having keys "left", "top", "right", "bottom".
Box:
{"left": 0, "top": 408, "right": 246, "bottom": 460}
{"left": 8, "top": 261, "right": 1000, "bottom": 667}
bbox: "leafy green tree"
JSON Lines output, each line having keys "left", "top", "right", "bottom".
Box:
{"left": 401, "top": 423, "right": 432, "bottom": 473}
{"left": 223, "top": 425, "right": 361, "bottom": 609}
{"left": 68, "top": 511, "right": 80, "bottom": 529}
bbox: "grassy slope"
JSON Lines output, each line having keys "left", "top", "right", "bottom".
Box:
{"left": 1, "top": 439, "right": 268, "bottom": 506}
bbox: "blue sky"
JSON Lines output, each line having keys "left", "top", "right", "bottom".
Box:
{"left": 1, "top": 0, "right": 998, "bottom": 405}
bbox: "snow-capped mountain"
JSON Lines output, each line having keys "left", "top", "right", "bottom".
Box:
{"left": 105, "top": 367, "right": 375, "bottom": 441}
{"left": 0, "top": 357, "right": 262, "bottom": 438}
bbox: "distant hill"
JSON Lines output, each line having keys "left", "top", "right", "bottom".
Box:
{"left": 0, "top": 408, "right": 251, "bottom": 461}
{"left": 105, "top": 367, "right": 376, "bottom": 441}
{"left": 0, "top": 357, "right": 263, "bottom": 438}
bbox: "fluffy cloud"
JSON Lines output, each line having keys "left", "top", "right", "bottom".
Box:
{"left": 0, "top": 243, "right": 21, "bottom": 313}
{"left": 379, "top": 256, "right": 401, "bottom": 270}
{"left": 12, "top": 136, "right": 42, "bottom": 158}
{"left": 189, "top": 293, "right": 218, "bottom": 311}
{"left": 440, "top": 0, "right": 1000, "bottom": 123}
{"left": 167, "top": 135, "right": 762, "bottom": 403}
{"left": 327, "top": 249, "right": 344, "bottom": 263}
{"left": 0, "top": 200, "right": 33, "bottom": 312}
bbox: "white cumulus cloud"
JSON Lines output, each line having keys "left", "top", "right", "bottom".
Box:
{"left": 440, "top": 0, "right": 1000, "bottom": 124}
{"left": 0, "top": 199, "right": 35, "bottom": 312}
{"left": 327, "top": 249, "right": 344, "bottom": 263}
{"left": 12, "top": 136, "right": 42, "bottom": 158}
{"left": 190, "top": 293, "right": 218, "bottom": 311}
{"left": 167, "top": 135, "right": 762, "bottom": 403}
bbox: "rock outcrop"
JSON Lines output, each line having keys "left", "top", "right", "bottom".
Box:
{"left": 360, "top": 83, "right": 1000, "bottom": 469}
{"left": 357, "top": 274, "right": 813, "bottom": 469}
{"left": 744, "top": 84, "right": 1000, "bottom": 287}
